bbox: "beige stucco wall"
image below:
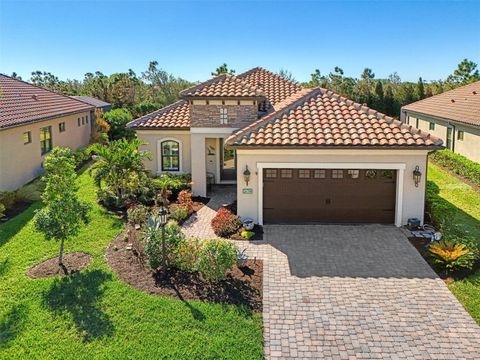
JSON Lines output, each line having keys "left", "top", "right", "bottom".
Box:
{"left": 0, "top": 111, "right": 91, "bottom": 191}
{"left": 136, "top": 130, "right": 191, "bottom": 175}
{"left": 406, "top": 111, "right": 480, "bottom": 163}
{"left": 190, "top": 129, "right": 235, "bottom": 196}
{"left": 235, "top": 149, "right": 430, "bottom": 226}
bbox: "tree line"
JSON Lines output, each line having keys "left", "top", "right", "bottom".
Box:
{"left": 10, "top": 58, "right": 479, "bottom": 119}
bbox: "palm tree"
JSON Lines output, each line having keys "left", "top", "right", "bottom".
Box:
{"left": 89, "top": 138, "right": 151, "bottom": 206}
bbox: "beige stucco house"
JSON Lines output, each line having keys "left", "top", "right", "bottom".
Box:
{"left": 401, "top": 81, "right": 480, "bottom": 163}
{"left": 0, "top": 74, "right": 94, "bottom": 191}
{"left": 128, "top": 67, "right": 443, "bottom": 227}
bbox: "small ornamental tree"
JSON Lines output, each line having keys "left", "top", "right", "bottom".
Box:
{"left": 34, "top": 148, "right": 90, "bottom": 269}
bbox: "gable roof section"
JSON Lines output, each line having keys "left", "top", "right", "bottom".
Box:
{"left": 71, "top": 96, "right": 111, "bottom": 108}
{"left": 0, "top": 74, "right": 93, "bottom": 130}
{"left": 402, "top": 81, "right": 480, "bottom": 127}
{"left": 180, "top": 73, "right": 262, "bottom": 98}
{"left": 127, "top": 100, "right": 190, "bottom": 129}
{"left": 237, "top": 67, "right": 303, "bottom": 111}
{"left": 226, "top": 87, "right": 443, "bottom": 149}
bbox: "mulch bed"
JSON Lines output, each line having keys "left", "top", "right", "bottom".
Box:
{"left": 27, "top": 252, "right": 92, "bottom": 278}
{"left": 408, "top": 237, "right": 480, "bottom": 284}
{"left": 105, "top": 233, "right": 262, "bottom": 312}
{"left": 230, "top": 224, "right": 264, "bottom": 241}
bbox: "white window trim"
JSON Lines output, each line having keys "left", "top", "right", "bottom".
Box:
{"left": 157, "top": 137, "right": 183, "bottom": 174}
{"left": 256, "top": 162, "right": 406, "bottom": 227}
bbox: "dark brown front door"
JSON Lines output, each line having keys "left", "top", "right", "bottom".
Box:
{"left": 263, "top": 169, "right": 396, "bottom": 224}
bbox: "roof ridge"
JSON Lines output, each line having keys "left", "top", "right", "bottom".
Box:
{"left": 179, "top": 74, "right": 228, "bottom": 97}
{"left": 237, "top": 67, "right": 303, "bottom": 89}
{"left": 402, "top": 80, "right": 480, "bottom": 109}
{"left": 127, "top": 99, "right": 187, "bottom": 127}
{"left": 225, "top": 88, "right": 319, "bottom": 145}
{"left": 0, "top": 73, "right": 94, "bottom": 109}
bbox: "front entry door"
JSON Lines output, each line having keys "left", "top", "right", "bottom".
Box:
{"left": 220, "top": 138, "right": 236, "bottom": 181}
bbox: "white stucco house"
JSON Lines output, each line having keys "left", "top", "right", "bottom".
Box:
{"left": 128, "top": 67, "right": 443, "bottom": 227}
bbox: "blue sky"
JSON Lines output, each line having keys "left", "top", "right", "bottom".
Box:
{"left": 1, "top": 0, "right": 479, "bottom": 83}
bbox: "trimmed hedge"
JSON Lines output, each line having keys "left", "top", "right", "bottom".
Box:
{"left": 430, "top": 150, "right": 480, "bottom": 187}
{"left": 425, "top": 181, "right": 456, "bottom": 229}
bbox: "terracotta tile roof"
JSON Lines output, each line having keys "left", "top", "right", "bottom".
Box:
{"left": 402, "top": 81, "right": 480, "bottom": 127}
{"left": 180, "top": 73, "right": 262, "bottom": 98}
{"left": 237, "top": 67, "right": 304, "bottom": 111}
{"left": 0, "top": 74, "right": 93, "bottom": 130}
{"left": 226, "top": 88, "right": 443, "bottom": 148}
{"left": 127, "top": 100, "right": 190, "bottom": 129}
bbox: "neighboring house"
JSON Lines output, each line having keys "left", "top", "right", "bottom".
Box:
{"left": 401, "top": 81, "right": 480, "bottom": 163}
{"left": 128, "top": 67, "right": 442, "bottom": 227}
{"left": 71, "top": 95, "right": 112, "bottom": 136}
{"left": 0, "top": 74, "right": 94, "bottom": 191}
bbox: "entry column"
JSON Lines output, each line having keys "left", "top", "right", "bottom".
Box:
{"left": 191, "top": 133, "right": 207, "bottom": 196}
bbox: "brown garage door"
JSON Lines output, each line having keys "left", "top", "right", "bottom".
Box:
{"left": 263, "top": 168, "right": 396, "bottom": 224}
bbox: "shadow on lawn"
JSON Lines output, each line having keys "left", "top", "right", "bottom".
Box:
{"left": 0, "top": 203, "right": 39, "bottom": 248}
{"left": 0, "top": 258, "right": 10, "bottom": 278}
{"left": 0, "top": 304, "right": 28, "bottom": 347}
{"left": 43, "top": 269, "right": 114, "bottom": 342}
{"left": 427, "top": 181, "right": 480, "bottom": 239}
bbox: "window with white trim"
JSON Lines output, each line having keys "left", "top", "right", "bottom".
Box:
{"left": 161, "top": 140, "right": 180, "bottom": 171}
{"left": 220, "top": 108, "right": 228, "bottom": 124}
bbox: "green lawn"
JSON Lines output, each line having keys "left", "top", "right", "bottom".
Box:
{"left": 0, "top": 169, "right": 263, "bottom": 359}
{"left": 428, "top": 163, "right": 480, "bottom": 324}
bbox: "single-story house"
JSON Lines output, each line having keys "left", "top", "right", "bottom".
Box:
{"left": 401, "top": 81, "right": 480, "bottom": 162}
{"left": 71, "top": 95, "right": 112, "bottom": 138}
{"left": 0, "top": 74, "right": 94, "bottom": 191}
{"left": 128, "top": 67, "right": 443, "bottom": 227}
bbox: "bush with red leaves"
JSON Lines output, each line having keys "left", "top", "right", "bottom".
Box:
{"left": 211, "top": 207, "right": 241, "bottom": 238}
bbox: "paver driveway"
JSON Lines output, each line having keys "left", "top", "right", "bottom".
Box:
{"left": 238, "top": 225, "right": 480, "bottom": 359}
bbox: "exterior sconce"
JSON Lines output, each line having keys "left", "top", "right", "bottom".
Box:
{"left": 413, "top": 165, "right": 422, "bottom": 187}
{"left": 243, "top": 165, "right": 251, "bottom": 186}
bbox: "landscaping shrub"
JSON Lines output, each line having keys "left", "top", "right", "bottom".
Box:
{"left": 428, "top": 239, "right": 479, "bottom": 273}
{"left": 0, "top": 203, "right": 5, "bottom": 218}
{"left": 211, "top": 208, "right": 241, "bottom": 238}
{"left": 169, "top": 204, "right": 190, "bottom": 222}
{"left": 143, "top": 219, "right": 184, "bottom": 269}
{"left": 241, "top": 230, "right": 255, "bottom": 240}
{"left": 425, "top": 181, "right": 456, "bottom": 228}
{"left": 73, "top": 147, "right": 90, "bottom": 167}
{"left": 430, "top": 150, "right": 480, "bottom": 187}
{"left": 15, "top": 180, "right": 44, "bottom": 202}
{"left": 175, "top": 238, "right": 202, "bottom": 272}
{"left": 177, "top": 190, "right": 193, "bottom": 211}
{"left": 0, "top": 191, "right": 16, "bottom": 210}
{"left": 127, "top": 204, "right": 149, "bottom": 226}
{"left": 197, "top": 238, "right": 237, "bottom": 282}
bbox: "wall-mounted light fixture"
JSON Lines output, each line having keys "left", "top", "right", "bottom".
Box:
{"left": 413, "top": 165, "right": 422, "bottom": 187}
{"left": 243, "top": 165, "right": 251, "bottom": 186}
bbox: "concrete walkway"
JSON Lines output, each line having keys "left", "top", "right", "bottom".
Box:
{"left": 181, "top": 185, "right": 236, "bottom": 239}
{"left": 238, "top": 225, "right": 480, "bottom": 359}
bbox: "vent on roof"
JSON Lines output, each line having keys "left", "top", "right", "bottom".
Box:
{"left": 473, "top": 91, "right": 477, "bottom": 95}
{"left": 451, "top": 99, "right": 455, "bottom": 103}
{"left": 32, "top": 94, "right": 38, "bottom": 101}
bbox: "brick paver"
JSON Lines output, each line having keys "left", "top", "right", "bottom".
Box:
{"left": 238, "top": 225, "right": 480, "bottom": 360}
{"left": 182, "top": 190, "right": 480, "bottom": 359}
{"left": 182, "top": 185, "right": 236, "bottom": 239}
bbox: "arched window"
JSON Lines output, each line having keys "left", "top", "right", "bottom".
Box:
{"left": 161, "top": 140, "right": 180, "bottom": 171}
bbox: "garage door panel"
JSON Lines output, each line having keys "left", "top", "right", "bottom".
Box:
{"left": 263, "top": 169, "right": 396, "bottom": 224}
